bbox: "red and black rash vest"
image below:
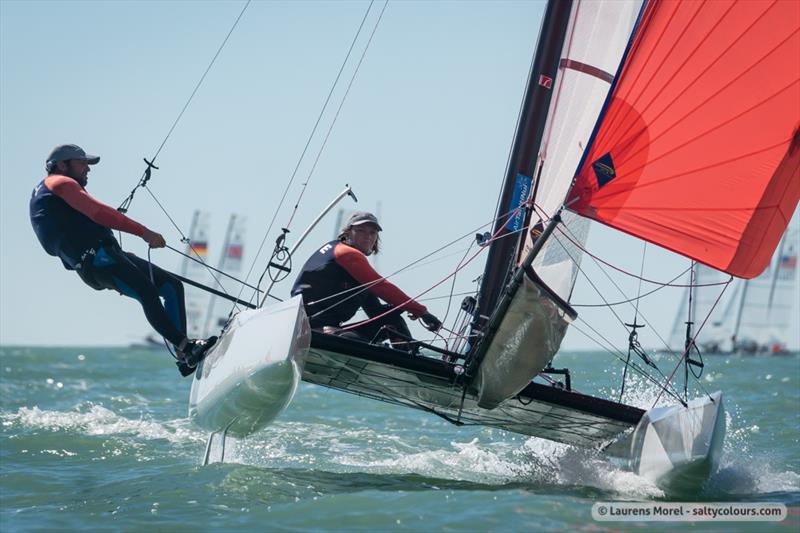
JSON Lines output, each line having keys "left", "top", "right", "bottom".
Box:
{"left": 291, "top": 240, "right": 427, "bottom": 327}
{"left": 29, "top": 175, "right": 147, "bottom": 270}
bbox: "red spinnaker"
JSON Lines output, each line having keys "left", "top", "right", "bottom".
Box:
{"left": 568, "top": 0, "right": 800, "bottom": 279}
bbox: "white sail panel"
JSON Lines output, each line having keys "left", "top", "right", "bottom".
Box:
{"left": 735, "top": 211, "right": 799, "bottom": 353}
{"left": 477, "top": 0, "right": 642, "bottom": 409}
{"left": 525, "top": 0, "right": 642, "bottom": 301}
{"left": 204, "top": 214, "right": 247, "bottom": 336}
{"left": 182, "top": 210, "right": 211, "bottom": 339}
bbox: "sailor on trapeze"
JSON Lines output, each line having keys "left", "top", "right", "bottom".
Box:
{"left": 30, "top": 144, "right": 216, "bottom": 376}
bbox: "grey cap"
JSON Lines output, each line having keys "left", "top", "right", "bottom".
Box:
{"left": 345, "top": 211, "right": 382, "bottom": 231}
{"left": 46, "top": 144, "right": 100, "bottom": 165}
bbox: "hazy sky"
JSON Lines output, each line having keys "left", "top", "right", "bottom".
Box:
{"left": 1, "top": 0, "right": 797, "bottom": 353}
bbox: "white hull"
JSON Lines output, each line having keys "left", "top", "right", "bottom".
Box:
{"left": 188, "top": 296, "right": 311, "bottom": 438}
{"left": 609, "top": 391, "right": 725, "bottom": 490}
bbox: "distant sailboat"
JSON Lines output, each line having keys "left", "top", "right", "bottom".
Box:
{"left": 203, "top": 214, "right": 246, "bottom": 337}
{"left": 182, "top": 210, "right": 212, "bottom": 339}
{"left": 671, "top": 211, "right": 799, "bottom": 355}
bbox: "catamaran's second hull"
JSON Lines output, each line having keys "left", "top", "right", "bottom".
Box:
{"left": 304, "top": 332, "right": 642, "bottom": 448}
{"left": 188, "top": 296, "right": 310, "bottom": 438}
{"left": 606, "top": 391, "right": 726, "bottom": 492}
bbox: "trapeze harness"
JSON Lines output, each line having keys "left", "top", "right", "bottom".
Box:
{"left": 29, "top": 175, "right": 186, "bottom": 347}
{"left": 291, "top": 240, "right": 427, "bottom": 345}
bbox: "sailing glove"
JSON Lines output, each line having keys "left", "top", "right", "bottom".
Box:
{"left": 419, "top": 312, "right": 442, "bottom": 333}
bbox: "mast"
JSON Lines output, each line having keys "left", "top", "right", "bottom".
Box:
{"left": 473, "top": 0, "right": 573, "bottom": 332}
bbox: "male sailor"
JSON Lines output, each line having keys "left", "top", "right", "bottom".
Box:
{"left": 29, "top": 144, "right": 215, "bottom": 376}
{"left": 291, "top": 211, "right": 442, "bottom": 350}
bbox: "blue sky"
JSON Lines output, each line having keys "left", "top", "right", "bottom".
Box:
{"left": 1, "top": 0, "right": 797, "bottom": 352}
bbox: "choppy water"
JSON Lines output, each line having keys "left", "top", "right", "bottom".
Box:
{"left": 1, "top": 346, "right": 798, "bottom": 531}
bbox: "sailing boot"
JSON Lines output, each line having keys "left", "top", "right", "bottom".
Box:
{"left": 181, "top": 335, "right": 219, "bottom": 369}
{"left": 176, "top": 359, "right": 196, "bottom": 377}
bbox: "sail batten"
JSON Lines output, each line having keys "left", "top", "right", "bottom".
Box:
{"left": 569, "top": 0, "right": 800, "bottom": 279}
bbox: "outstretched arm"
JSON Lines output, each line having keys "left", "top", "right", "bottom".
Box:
{"left": 46, "top": 175, "right": 164, "bottom": 247}
{"left": 333, "top": 243, "right": 427, "bottom": 317}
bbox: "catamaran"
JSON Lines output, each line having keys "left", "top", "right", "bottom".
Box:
{"left": 187, "top": 0, "right": 800, "bottom": 490}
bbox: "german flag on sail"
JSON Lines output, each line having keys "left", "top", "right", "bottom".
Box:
{"left": 190, "top": 241, "right": 208, "bottom": 257}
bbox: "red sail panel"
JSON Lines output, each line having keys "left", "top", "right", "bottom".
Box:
{"left": 568, "top": 0, "right": 800, "bottom": 279}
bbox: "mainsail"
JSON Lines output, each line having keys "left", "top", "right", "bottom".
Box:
{"left": 567, "top": 0, "right": 800, "bottom": 279}
{"left": 472, "top": 0, "right": 643, "bottom": 408}
{"left": 473, "top": 0, "right": 799, "bottom": 407}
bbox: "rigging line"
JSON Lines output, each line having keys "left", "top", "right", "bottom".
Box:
{"left": 305, "top": 211, "right": 511, "bottom": 312}
{"left": 176, "top": 240, "right": 240, "bottom": 312}
{"left": 552, "top": 221, "right": 691, "bottom": 397}
{"left": 139, "top": 188, "right": 245, "bottom": 312}
{"left": 440, "top": 238, "right": 476, "bottom": 331}
{"left": 285, "top": 0, "right": 389, "bottom": 229}
{"left": 571, "top": 268, "right": 689, "bottom": 307}
{"left": 633, "top": 243, "right": 647, "bottom": 320}
{"left": 620, "top": 242, "right": 649, "bottom": 401}
{"left": 238, "top": 0, "right": 377, "bottom": 302}
{"left": 557, "top": 216, "right": 723, "bottom": 394}
{"left": 418, "top": 290, "right": 476, "bottom": 303}
{"left": 569, "top": 320, "right": 685, "bottom": 406}
{"left": 336, "top": 207, "right": 524, "bottom": 333}
{"left": 552, "top": 222, "right": 728, "bottom": 288}
{"left": 315, "top": 206, "right": 525, "bottom": 328}
{"left": 164, "top": 244, "right": 278, "bottom": 299}
{"left": 119, "top": 0, "right": 251, "bottom": 212}
{"left": 555, "top": 217, "right": 707, "bottom": 381}
{"left": 652, "top": 277, "right": 731, "bottom": 408}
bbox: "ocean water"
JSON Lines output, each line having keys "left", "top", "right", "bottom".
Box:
{"left": 1, "top": 346, "right": 798, "bottom": 532}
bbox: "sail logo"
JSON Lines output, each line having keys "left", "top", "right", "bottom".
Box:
{"left": 538, "top": 75, "right": 553, "bottom": 89}
{"left": 506, "top": 173, "right": 532, "bottom": 232}
{"left": 592, "top": 153, "right": 616, "bottom": 188}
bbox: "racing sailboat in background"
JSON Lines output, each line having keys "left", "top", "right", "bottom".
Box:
{"left": 670, "top": 211, "right": 799, "bottom": 355}
{"left": 181, "top": 210, "right": 211, "bottom": 339}
{"left": 130, "top": 211, "right": 248, "bottom": 346}
{"left": 203, "top": 214, "right": 247, "bottom": 338}
{"left": 188, "top": 0, "right": 800, "bottom": 489}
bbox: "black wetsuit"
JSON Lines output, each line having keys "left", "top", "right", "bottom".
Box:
{"left": 30, "top": 175, "right": 187, "bottom": 347}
